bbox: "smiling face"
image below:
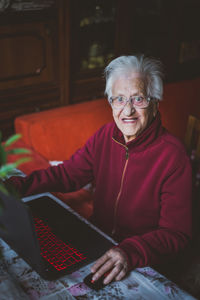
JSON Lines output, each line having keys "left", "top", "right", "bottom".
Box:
{"left": 111, "top": 74, "right": 158, "bottom": 143}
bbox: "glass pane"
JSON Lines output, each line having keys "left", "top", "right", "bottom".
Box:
{"left": 71, "top": 0, "right": 117, "bottom": 78}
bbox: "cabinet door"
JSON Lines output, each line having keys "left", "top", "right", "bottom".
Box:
{"left": 0, "top": 22, "right": 55, "bottom": 90}
{"left": 70, "top": 0, "right": 117, "bottom": 103}
{"left": 0, "top": 20, "right": 61, "bottom": 139}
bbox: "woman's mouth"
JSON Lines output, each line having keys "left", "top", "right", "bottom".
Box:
{"left": 122, "top": 117, "right": 138, "bottom": 123}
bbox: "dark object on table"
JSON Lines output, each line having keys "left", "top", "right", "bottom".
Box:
{"left": 84, "top": 272, "right": 109, "bottom": 291}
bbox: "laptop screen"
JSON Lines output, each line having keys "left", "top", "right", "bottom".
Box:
{"left": 0, "top": 192, "right": 116, "bottom": 279}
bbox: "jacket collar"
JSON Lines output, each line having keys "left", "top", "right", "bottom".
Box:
{"left": 112, "top": 111, "right": 164, "bottom": 152}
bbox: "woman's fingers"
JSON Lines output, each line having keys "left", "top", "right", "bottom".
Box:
{"left": 91, "top": 256, "right": 113, "bottom": 281}
{"left": 90, "top": 247, "right": 129, "bottom": 284}
{"left": 91, "top": 251, "right": 109, "bottom": 274}
{"left": 103, "top": 262, "right": 124, "bottom": 284}
{"left": 115, "top": 265, "right": 127, "bottom": 281}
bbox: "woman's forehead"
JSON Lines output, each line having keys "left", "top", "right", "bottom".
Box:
{"left": 112, "top": 74, "right": 145, "bottom": 93}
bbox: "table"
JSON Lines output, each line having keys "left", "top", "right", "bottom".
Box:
{"left": 0, "top": 239, "right": 197, "bottom": 300}
{"left": 0, "top": 191, "right": 197, "bottom": 300}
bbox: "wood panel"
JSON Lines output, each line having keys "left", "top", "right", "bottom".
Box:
{"left": 0, "top": 84, "right": 61, "bottom": 139}
{"left": 0, "top": 3, "right": 67, "bottom": 140}
{"left": 0, "top": 22, "right": 55, "bottom": 90}
{"left": 71, "top": 77, "right": 105, "bottom": 103}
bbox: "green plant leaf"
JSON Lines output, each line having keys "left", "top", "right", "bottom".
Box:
{"left": 6, "top": 148, "right": 31, "bottom": 155}
{"left": 0, "top": 158, "right": 31, "bottom": 178}
{"left": 0, "top": 144, "right": 7, "bottom": 165}
{"left": 0, "top": 164, "right": 16, "bottom": 178}
{"left": 4, "top": 134, "right": 22, "bottom": 147}
{"left": 14, "top": 157, "right": 31, "bottom": 168}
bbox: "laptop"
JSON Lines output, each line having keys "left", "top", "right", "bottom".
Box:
{"left": 0, "top": 192, "right": 116, "bottom": 280}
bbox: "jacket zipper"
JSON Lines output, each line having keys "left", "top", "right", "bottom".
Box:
{"left": 111, "top": 139, "right": 129, "bottom": 236}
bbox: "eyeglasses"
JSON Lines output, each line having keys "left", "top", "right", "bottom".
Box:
{"left": 109, "top": 95, "right": 152, "bottom": 109}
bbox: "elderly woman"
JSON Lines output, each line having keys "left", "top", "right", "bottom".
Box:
{"left": 7, "top": 55, "right": 192, "bottom": 285}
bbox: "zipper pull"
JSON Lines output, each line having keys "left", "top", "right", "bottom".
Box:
{"left": 125, "top": 147, "right": 129, "bottom": 160}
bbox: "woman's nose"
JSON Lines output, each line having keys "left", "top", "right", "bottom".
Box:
{"left": 123, "top": 102, "right": 135, "bottom": 115}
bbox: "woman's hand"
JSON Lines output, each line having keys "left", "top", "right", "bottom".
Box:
{"left": 90, "top": 247, "right": 129, "bottom": 285}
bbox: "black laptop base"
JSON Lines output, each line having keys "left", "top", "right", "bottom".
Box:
{"left": 0, "top": 192, "right": 115, "bottom": 280}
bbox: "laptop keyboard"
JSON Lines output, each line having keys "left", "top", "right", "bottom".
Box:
{"left": 33, "top": 216, "right": 86, "bottom": 271}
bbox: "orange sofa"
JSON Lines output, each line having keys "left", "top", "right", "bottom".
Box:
{"left": 7, "top": 77, "right": 200, "bottom": 218}
{"left": 8, "top": 98, "right": 113, "bottom": 218}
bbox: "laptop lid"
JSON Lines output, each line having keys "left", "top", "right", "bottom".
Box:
{"left": 0, "top": 192, "right": 116, "bottom": 280}
{"left": 0, "top": 191, "right": 45, "bottom": 275}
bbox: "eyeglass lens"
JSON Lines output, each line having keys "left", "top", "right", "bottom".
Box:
{"left": 111, "top": 96, "right": 149, "bottom": 108}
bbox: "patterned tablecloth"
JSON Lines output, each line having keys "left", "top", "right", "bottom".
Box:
{"left": 0, "top": 237, "right": 197, "bottom": 300}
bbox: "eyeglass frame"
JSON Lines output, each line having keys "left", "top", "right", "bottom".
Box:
{"left": 109, "top": 95, "right": 155, "bottom": 109}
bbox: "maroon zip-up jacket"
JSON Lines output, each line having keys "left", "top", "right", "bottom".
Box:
{"left": 8, "top": 113, "right": 192, "bottom": 270}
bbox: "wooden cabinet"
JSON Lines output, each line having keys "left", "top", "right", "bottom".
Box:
{"left": 0, "top": 1, "right": 68, "bottom": 139}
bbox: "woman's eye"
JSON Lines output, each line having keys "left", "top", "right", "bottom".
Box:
{"left": 117, "top": 97, "right": 124, "bottom": 103}
{"left": 134, "top": 96, "right": 143, "bottom": 102}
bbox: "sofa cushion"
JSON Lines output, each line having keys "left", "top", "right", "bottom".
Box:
{"left": 15, "top": 98, "right": 112, "bottom": 161}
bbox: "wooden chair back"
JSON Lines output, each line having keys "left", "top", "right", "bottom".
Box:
{"left": 185, "top": 115, "right": 200, "bottom": 160}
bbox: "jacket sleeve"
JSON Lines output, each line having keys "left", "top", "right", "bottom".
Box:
{"left": 6, "top": 135, "right": 96, "bottom": 197}
{"left": 117, "top": 155, "right": 193, "bottom": 270}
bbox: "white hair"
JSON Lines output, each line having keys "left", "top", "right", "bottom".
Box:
{"left": 104, "top": 55, "right": 164, "bottom": 101}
